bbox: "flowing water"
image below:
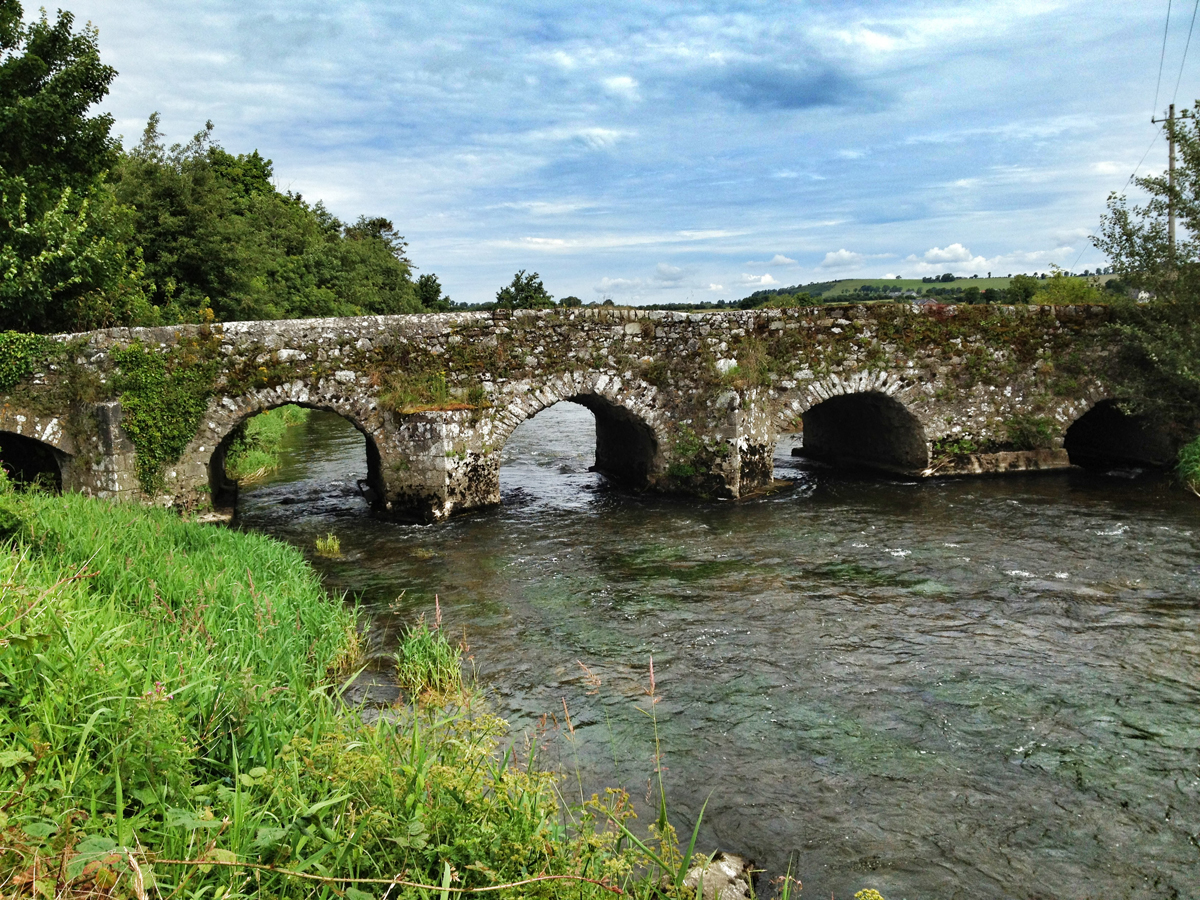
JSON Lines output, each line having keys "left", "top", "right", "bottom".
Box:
{"left": 237, "top": 406, "right": 1200, "bottom": 900}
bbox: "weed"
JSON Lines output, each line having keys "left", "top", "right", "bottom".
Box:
{"left": 0, "top": 331, "right": 57, "bottom": 392}
{"left": 315, "top": 532, "right": 342, "bottom": 557}
{"left": 1005, "top": 413, "right": 1057, "bottom": 451}
{"left": 111, "top": 336, "right": 223, "bottom": 494}
{"left": 396, "top": 600, "right": 462, "bottom": 696}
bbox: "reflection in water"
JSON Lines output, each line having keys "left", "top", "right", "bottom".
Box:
{"left": 238, "top": 406, "right": 1200, "bottom": 899}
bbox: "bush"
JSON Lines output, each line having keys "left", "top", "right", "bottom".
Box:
{"left": 1179, "top": 435, "right": 1200, "bottom": 495}
{"left": 1006, "top": 413, "right": 1057, "bottom": 450}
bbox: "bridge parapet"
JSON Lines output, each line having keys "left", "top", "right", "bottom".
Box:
{"left": 0, "top": 304, "right": 1127, "bottom": 520}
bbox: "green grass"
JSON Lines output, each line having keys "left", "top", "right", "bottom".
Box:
{"left": 819, "top": 276, "right": 1016, "bottom": 295}
{"left": 224, "top": 404, "right": 310, "bottom": 482}
{"left": 0, "top": 477, "right": 691, "bottom": 899}
{"left": 813, "top": 274, "right": 1116, "bottom": 297}
{"left": 1179, "top": 435, "right": 1200, "bottom": 495}
{"left": 395, "top": 610, "right": 463, "bottom": 696}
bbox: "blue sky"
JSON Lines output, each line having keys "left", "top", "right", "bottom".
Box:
{"left": 60, "top": 1, "right": 1192, "bottom": 304}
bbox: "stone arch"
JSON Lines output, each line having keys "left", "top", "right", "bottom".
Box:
{"left": 0, "top": 431, "right": 66, "bottom": 491}
{"left": 771, "top": 373, "right": 929, "bottom": 474}
{"left": 1064, "top": 399, "right": 1176, "bottom": 469}
{"left": 796, "top": 390, "right": 929, "bottom": 474}
{"left": 489, "top": 371, "right": 667, "bottom": 490}
{"left": 176, "top": 383, "right": 389, "bottom": 511}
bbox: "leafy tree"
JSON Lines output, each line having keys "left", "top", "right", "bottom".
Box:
{"left": 415, "top": 273, "right": 451, "bottom": 311}
{"left": 961, "top": 286, "right": 981, "bottom": 304}
{"left": 112, "top": 117, "right": 428, "bottom": 322}
{"left": 1093, "top": 102, "right": 1200, "bottom": 439}
{"left": 1031, "top": 268, "right": 1102, "bottom": 305}
{"left": 0, "top": 175, "right": 152, "bottom": 331}
{"left": 495, "top": 269, "right": 554, "bottom": 309}
{"left": 559, "top": 295, "right": 583, "bottom": 308}
{"left": 0, "top": 0, "right": 152, "bottom": 332}
{"left": 0, "top": 1, "right": 116, "bottom": 205}
{"left": 1006, "top": 274, "right": 1039, "bottom": 303}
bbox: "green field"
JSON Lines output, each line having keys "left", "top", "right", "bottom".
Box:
{"left": 811, "top": 274, "right": 1114, "bottom": 297}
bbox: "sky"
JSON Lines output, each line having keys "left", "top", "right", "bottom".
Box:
{"left": 49, "top": 0, "right": 1197, "bottom": 305}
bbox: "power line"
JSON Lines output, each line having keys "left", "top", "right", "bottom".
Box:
{"left": 1155, "top": 0, "right": 1173, "bottom": 116}
{"left": 1123, "top": 131, "right": 1164, "bottom": 195}
{"left": 1172, "top": 0, "right": 1200, "bottom": 104}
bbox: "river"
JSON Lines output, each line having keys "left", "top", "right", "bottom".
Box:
{"left": 236, "top": 405, "right": 1200, "bottom": 900}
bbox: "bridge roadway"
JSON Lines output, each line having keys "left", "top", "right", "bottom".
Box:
{"left": 0, "top": 304, "right": 1173, "bottom": 521}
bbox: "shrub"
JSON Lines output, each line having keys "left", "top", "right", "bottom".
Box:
{"left": 1179, "top": 435, "right": 1200, "bottom": 495}
{"left": 1006, "top": 413, "right": 1057, "bottom": 450}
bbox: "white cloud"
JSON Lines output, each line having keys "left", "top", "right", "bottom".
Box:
{"left": 899, "top": 243, "right": 1080, "bottom": 277}
{"left": 708, "top": 283, "right": 724, "bottom": 291}
{"left": 493, "top": 199, "right": 595, "bottom": 215}
{"left": 837, "top": 149, "right": 865, "bottom": 159}
{"left": 602, "top": 75, "right": 640, "bottom": 100}
{"left": 1092, "top": 161, "right": 1121, "bottom": 175}
{"left": 740, "top": 273, "right": 779, "bottom": 285}
{"left": 747, "top": 253, "right": 798, "bottom": 266}
{"left": 490, "top": 228, "right": 742, "bottom": 252}
{"left": 655, "top": 263, "right": 685, "bottom": 282}
{"left": 920, "top": 243, "right": 974, "bottom": 263}
{"left": 820, "top": 249, "right": 866, "bottom": 269}
{"left": 521, "top": 125, "right": 630, "bottom": 150}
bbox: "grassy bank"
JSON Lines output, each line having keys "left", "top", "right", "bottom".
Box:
{"left": 0, "top": 481, "right": 681, "bottom": 899}
{"left": 224, "top": 405, "right": 310, "bottom": 482}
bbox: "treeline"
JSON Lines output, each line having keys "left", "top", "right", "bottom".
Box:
{"left": 0, "top": 3, "right": 448, "bottom": 334}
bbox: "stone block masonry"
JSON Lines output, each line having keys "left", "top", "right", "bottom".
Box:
{"left": 0, "top": 304, "right": 1131, "bottom": 521}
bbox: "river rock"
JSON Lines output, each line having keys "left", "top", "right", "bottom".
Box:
{"left": 677, "top": 851, "right": 753, "bottom": 900}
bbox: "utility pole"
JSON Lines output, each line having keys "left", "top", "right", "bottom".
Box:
{"left": 1152, "top": 103, "right": 1193, "bottom": 258}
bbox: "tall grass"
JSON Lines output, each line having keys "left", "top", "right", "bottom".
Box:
{"left": 395, "top": 601, "right": 462, "bottom": 696}
{"left": 224, "top": 404, "right": 309, "bottom": 481}
{"left": 0, "top": 477, "right": 693, "bottom": 899}
{"left": 1180, "top": 435, "right": 1200, "bottom": 496}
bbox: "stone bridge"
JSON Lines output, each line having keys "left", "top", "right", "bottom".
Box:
{"left": 0, "top": 304, "right": 1172, "bottom": 521}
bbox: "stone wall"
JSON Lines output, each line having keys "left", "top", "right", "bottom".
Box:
{"left": 0, "top": 303, "right": 1119, "bottom": 521}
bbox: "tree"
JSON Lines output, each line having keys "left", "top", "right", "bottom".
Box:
{"left": 0, "top": 1, "right": 117, "bottom": 205}
{"left": 495, "top": 270, "right": 554, "bottom": 309}
{"left": 415, "top": 273, "right": 450, "bottom": 311}
{"left": 0, "top": 1, "right": 151, "bottom": 332}
{"left": 1006, "top": 274, "right": 1039, "bottom": 303}
{"left": 112, "top": 117, "right": 426, "bottom": 322}
{"left": 1093, "top": 102, "right": 1200, "bottom": 439}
